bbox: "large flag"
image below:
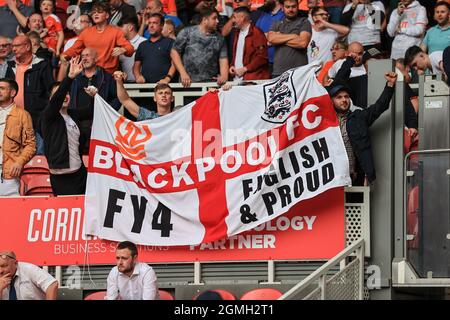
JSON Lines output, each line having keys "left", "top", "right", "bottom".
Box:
{"left": 84, "top": 65, "right": 351, "bottom": 245}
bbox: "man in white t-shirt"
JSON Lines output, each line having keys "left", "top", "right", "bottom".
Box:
{"left": 404, "top": 45, "right": 444, "bottom": 77}
{"left": 118, "top": 16, "right": 146, "bottom": 82}
{"left": 106, "top": 241, "right": 159, "bottom": 300}
{"left": 0, "top": 251, "right": 58, "bottom": 300}
{"left": 307, "top": 6, "right": 349, "bottom": 65}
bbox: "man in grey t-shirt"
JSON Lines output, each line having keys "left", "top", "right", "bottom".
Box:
{"left": 171, "top": 7, "right": 229, "bottom": 87}
{"left": 267, "top": 0, "right": 312, "bottom": 78}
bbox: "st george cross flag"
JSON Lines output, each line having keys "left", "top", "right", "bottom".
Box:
{"left": 84, "top": 64, "right": 351, "bottom": 246}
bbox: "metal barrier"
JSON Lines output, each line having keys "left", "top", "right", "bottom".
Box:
{"left": 278, "top": 238, "right": 365, "bottom": 300}
{"left": 123, "top": 81, "right": 266, "bottom": 107}
{"left": 392, "top": 148, "right": 450, "bottom": 286}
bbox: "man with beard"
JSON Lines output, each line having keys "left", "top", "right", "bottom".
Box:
{"left": 171, "top": 7, "right": 229, "bottom": 87}
{"left": 133, "top": 13, "right": 175, "bottom": 84}
{"left": 421, "top": 1, "right": 450, "bottom": 54}
{"left": 106, "top": 241, "right": 159, "bottom": 300}
{"left": 267, "top": 0, "right": 311, "bottom": 78}
{"left": 327, "top": 71, "right": 397, "bottom": 185}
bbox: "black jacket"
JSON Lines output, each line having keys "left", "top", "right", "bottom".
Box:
{"left": 41, "top": 76, "right": 92, "bottom": 169}
{"left": 335, "top": 56, "right": 418, "bottom": 129}
{"left": 7, "top": 55, "right": 55, "bottom": 132}
{"left": 109, "top": 2, "right": 137, "bottom": 25}
{"left": 346, "top": 85, "right": 395, "bottom": 183}
{"left": 69, "top": 67, "right": 119, "bottom": 111}
{"left": 334, "top": 56, "right": 368, "bottom": 108}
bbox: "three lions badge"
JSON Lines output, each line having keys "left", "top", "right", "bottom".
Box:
{"left": 262, "top": 69, "right": 297, "bottom": 124}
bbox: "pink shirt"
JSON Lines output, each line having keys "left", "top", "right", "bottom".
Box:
{"left": 14, "top": 63, "right": 30, "bottom": 109}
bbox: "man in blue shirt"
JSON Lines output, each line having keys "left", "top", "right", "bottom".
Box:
{"left": 133, "top": 13, "right": 176, "bottom": 84}
{"left": 114, "top": 71, "right": 174, "bottom": 121}
{"left": 421, "top": 1, "right": 450, "bottom": 54}
{"left": 255, "top": 0, "right": 284, "bottom": 76}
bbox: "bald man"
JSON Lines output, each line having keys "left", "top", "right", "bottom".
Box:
{"left": 0, "top": 251, "right": 58, "bottom": 300}
{"left": 325, "top": 41, "right": 373, "bottom": 108}
{"left": 68, "top": 47, "right": 119, "bottom": 149}
{"left": 7, "top": 35, "right": 54, "bottom": 155}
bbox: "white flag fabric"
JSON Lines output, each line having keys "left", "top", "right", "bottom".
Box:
{"left": 84, "top": 64, "right": 351, "bottom": 245}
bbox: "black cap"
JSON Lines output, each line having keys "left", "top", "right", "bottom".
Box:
{"left": 325, "top": 82, "right": 350, "bottom": 98}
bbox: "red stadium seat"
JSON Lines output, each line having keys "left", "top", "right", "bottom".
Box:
{"left": 158, "top": 289, "right": 175, "bottom": 300}
{"left": 22, "top": 156, "right": 49, "bottom": 175}
{"left": 240, "top": 288, "right": 283, "bottom": 300}
{"left": 213, "top": 289, "right": 236, "bottom": 300}
{"left": 84, "top": 291, "right": 107, "bottom": 300}
{"left": 23, "top": 175, "right": 53, "bottom": 196}
{"left": 193, "top": 289, "right": 236, "bottom": 300}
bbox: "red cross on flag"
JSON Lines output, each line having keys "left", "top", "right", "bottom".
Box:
{"left": 84, "top": 64, "right": 351, "bottom": 246}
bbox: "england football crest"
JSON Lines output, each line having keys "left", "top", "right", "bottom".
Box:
{"left": 262, "top": 69, "right": 297, "bottom": 124}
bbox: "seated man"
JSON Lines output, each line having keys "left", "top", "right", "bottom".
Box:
{"left": 326, "top": 71, "right": 397, "bottom": 185}
{"left": 106, "top": 241, "right": 159, "bottom": 300}
{"left": 0, "top": 251, "right": 58, "bottom": 300}
{"left": 114, "top": 71, "right": 174, "bottom": 120}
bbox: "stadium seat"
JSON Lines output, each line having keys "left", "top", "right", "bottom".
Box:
{"left": 84, "top": 291, "right": 107, "bottom": 300}
{"left": 22, "top": 156, "right": 49, "bottom": 175}
{"left": 240, "top": 288, "right": 283, "bottom": 300}
{"left": 23, "top": 175, "right": 53, "bottom": 196}
{"left": 193, "top": 289, "right": 236, "bottom": 300}
{"left": 158, "top": 289, "right": 175, "bottom": 300}
{"left": 213, "top": 289, "right": 236, "bottom": 300}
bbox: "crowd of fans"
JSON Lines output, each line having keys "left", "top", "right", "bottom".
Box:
{"left": 0, "top": 0, "right": 449, "bottom": 196}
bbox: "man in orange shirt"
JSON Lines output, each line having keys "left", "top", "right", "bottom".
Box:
{"left": 61, "top": 1, "right": 134, "bottom": 74}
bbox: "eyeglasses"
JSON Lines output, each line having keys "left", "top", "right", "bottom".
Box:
{"left": 331, "top": 47, "right": 345, "bottom": 51}
{"left": 0, "top": 254, "right": 16, "bottom": 260}
{"left": 0, "top": 44, "right": 11, "bottom": 48}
